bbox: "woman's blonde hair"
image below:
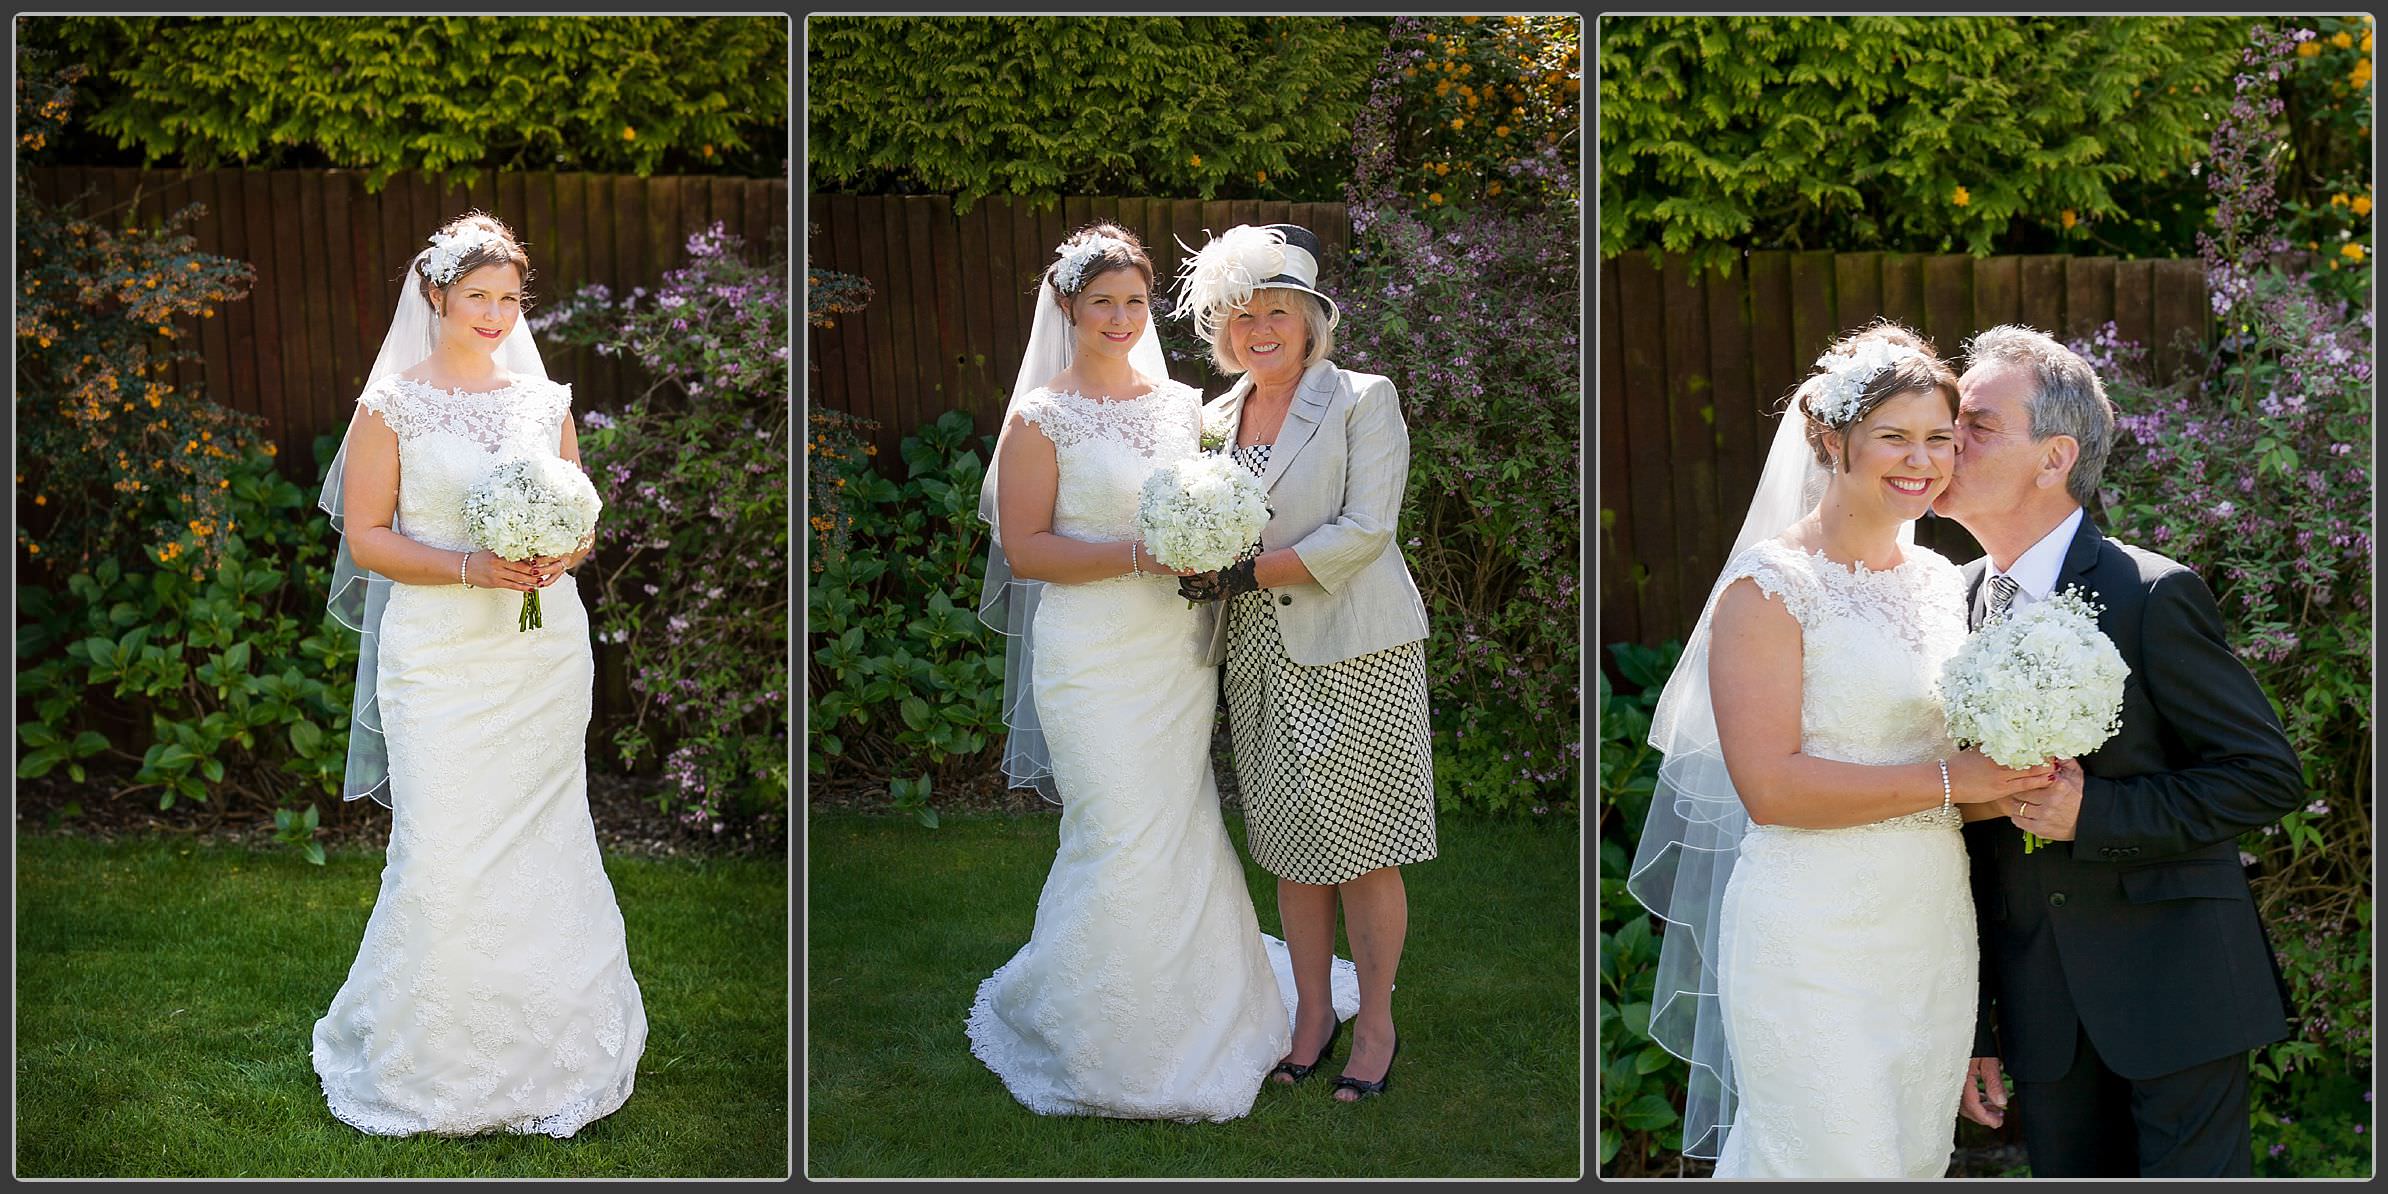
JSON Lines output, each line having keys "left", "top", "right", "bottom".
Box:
{"left": 1210, "top": 286, "right": 1335, "bottom": 376}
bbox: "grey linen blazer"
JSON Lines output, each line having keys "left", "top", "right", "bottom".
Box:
{"left": 1197, "top": 359, "right": 1431, "bottom": 667}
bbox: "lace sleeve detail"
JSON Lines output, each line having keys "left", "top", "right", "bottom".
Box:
{"left": 542, "top": 379, "right": 575, "bottom": 438}
{"left": 1012, "top": 389, "right": 1080, "bottom": 447}
{"left": 1718, "top": 540, "right": 1818, "bottom": 627}
{"left": 355, "top": 378, "right": 413, "bottom": 437}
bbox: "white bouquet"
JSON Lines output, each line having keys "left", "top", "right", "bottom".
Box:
{"left": 463, "top": 455, "right": 603, "bottom": 632}
{"left": 1938, "top": 586, "right": 2129, "bottom": 852}
{"left": 1137, "top": 454, "right": 1270, "bottom": 580}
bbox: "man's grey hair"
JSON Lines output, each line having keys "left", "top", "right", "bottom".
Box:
{"left": 1963, "top": 324, "right": 2117, "bottom": 509}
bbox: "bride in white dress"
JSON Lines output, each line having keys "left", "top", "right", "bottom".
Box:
{"left": 311, "top": 213, "right": 646, "bottom": 1137}
{"left": 1628, "top": 323, "right": 2059, "bottom": 1176}
{"left": 966, "top": 224, "right": 1357, "bottom": 1122}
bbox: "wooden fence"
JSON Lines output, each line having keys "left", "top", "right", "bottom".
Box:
{"left": 26, "top": 166, "right": 791, "bottom": 473}
{"left": 806, "top": 194, "right": 1352, "bottom": 461}
{"left": 1600, "top": 249, "right": 2213, "bottom": 652}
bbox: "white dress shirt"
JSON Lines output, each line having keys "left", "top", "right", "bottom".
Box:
{"left": 1986, "top": 506, "right": 2085, "bottom": 611}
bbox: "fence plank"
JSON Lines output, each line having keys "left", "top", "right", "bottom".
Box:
{"left": 2151, "top": 259, "right": 2208, "bottom": 383}
{"left": 1834, "top": 252, "right": 1882, "bottom": 331}
{"left": 295, "top": 170, "right": 339, "bottom": 451}
{"left": 1662, "top": 255, "right": 1722, "bottom": 617}
{"left": 1063, "top": 195, "right": 1091, "bottom": 242}
{"left": 807, "top": 193, "right": 847, "bottom": 418}
{"left": 853, "top": 195, "right": 903, "bottom": 446}
{"left": 1880, "top": 253, "right": 1927, "bottom": 338}
{"left": 252, "top": 170, "right": 295, "bottom": 446}
{"left": 1599, "top": 257, "right": 1640, "bottom": 648}
{"left": 2018, "top": 254, "right": 2066, "bottom": 339}
{"left": 824, "top": 193, "right": 874, "bottom": 428}
{"left": 898, "top": 197, "right": 945, "bottom": 430}
{"left": 924, "top": 195, "right": 970, "bottom": 422}
{"left": 2113, "top": 259, "right": 2155, "bottom": 371}
{"left": 1746, "top": 251, "right": 1796, "bottom": 428}
{"left": 979, "top": 197, "right": 1022, "bottom": 429}
{"left": 1787, "top": 250, "right": 1837, "bottom": 365}
{"left": 2064, "top": 256, "right": 2117, "bottom": 341}
{"left": 322, "top": 173, "right": 364, "bottom": 400}
{"left": 1613, "top": 251, "right": 1680, "bottom": 641}
{"left": 1973, "top": 254, "right": 2020, "bottom": 332}
{"left": 550, "top": 173, "right": 591, "bottom": 407}
{"left": 1703, "top": 256, "right": 1760, "bottom": 534}
{"left": 1922, "top": 255, "right": 1972, "bottom": 350}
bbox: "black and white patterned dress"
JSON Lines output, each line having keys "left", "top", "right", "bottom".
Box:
{"left": 1221, "top": 442, "right": 1438, "bottom": 886}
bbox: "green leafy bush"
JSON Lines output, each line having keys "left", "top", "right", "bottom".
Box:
{"left": 807, "top": 16, "right": 1387, "bottom": 208}
{"left": 533, "top": 225, "right": 789, "bottom": 834}
{"left": 1598, "top": 16, "right": 2252, "bottom": 273}
{"left": 1597, "top": 640, "right": 1689, "bottom": 1175}
{"left": 805, "top": 409, "right": 1005, "bottom": 794}
{"left": 1365, "top": 15, "right": 1580, "bottom": 214}
{"left": 16, "top": 438, "right": 352, "bottom": 859}
{"left": 1340, "top": 16, "right": 1582, "bottom": 817}
{"left": 22, "top": 16, "right": 789, "bottom": 187}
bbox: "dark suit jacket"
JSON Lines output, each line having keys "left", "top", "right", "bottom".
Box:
{"left": 1963, "top": 515, "right": 2304, "bottom": 1082}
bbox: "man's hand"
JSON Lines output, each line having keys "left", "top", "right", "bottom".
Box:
{"left": 2008, "top": 756, "right": 2084, "bottom": 842}
{"left": 1959, "top": 1055, "right": 2009, "bottom": 1128}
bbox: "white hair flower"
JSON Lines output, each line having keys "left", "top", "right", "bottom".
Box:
{"left": 1806, "top": 340, "right": 1929, "bottom": 425}
{"left": 1053, "top": 234, "right": 1132, "bottom": 294}
{"left": 421, "top": 225, "right": 510, "bottom": 286}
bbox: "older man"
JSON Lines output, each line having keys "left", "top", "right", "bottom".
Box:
{"left": 1930, "top": 324, "right": 2305, "bottom": 1177}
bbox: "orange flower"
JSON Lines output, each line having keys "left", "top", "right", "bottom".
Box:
{"left": 2354, "top": 195, "right": 2373, "bottom": 218}
{"left": 2332, "top": 192, "right": 2351, "bottom": 207}
{"left": 2061, "top": 209, "right": 2078, "bottom": 229}
{"left": 2340, "top": 242, "right": 2365, "bottom": 262}
{"left": 1486, "top": 182, "right": 1504, "bottom": 197}
{"left": 1190, "top": 154, "right": 1202, "bottom": 168}
{"left": 622, "top": 126, "right": 637, "bottom": 141}
{"left": 1256, "top": 170, "right": 1267, "bottom": 184}
{"left": 2332, "top": 30, "right": 2352, "bottom": 49}
{"left": 1952, "top": 185, "right": 1971, "bottom": 207}
{"left": 2299, "top": 40, "right": 2324, "bottom": 58}
{"left": 1450, "top": 116, "right": 1465, "bottom": 130}
{"left": 1428, "top": 192, "right": 1444, "bottom": 205}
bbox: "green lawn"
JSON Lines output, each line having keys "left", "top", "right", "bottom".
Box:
{"left": 15, "top": 834, "right": 788, "bottom": 1178}
{"left": 807, "top": 810, "right": 1582, "bottom": 1178}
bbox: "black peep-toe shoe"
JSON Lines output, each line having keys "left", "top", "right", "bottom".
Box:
{"left": 1331, "top": 1037, "right": 1401, "bottom": 1101}
{"left": 1270, "top": 1017, "right": 1346, "bottom": 1085}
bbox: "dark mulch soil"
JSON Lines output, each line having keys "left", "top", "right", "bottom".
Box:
{"left": 13, "top": 762, "right": 786, "bottom": 861}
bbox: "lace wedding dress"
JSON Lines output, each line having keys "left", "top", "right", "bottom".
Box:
{"left": 311, "top": 375, "right": 647, "bottom": 1137}
{"left": 966, "top": 382, "right": 1359, "bottom": 1123}
{"left": 1711, "top": 538, "right": 1976, "bottom": 1178}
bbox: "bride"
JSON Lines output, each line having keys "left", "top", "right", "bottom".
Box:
{"left": 310, "top": 213, "right": 646, "bottom": 1136}
{"left": 1627, "top": 323, "right": 2060, "bottom": 1176}
{"left": 965, "top": 224, "right": 1356, "bottom": 1122}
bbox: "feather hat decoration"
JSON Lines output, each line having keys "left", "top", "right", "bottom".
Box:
{"left": 1169, "top": 223, "right": 1340, "bottom": 344}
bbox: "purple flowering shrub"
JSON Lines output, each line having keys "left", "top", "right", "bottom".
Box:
{"left": 533, "top": 224, "right": 788, "bottom": 837}
{"left": 1337, "top": 16, "right": 1582, "bottom": 817}
{"left": 2082, "top": 24, "right": 2371, "bottom": 1172}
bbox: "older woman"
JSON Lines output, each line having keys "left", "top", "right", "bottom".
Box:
{"left": 1172, "top": 224, "right": 1437, "bottom": 1102}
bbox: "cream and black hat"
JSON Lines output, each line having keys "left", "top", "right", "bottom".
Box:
{"left": 1170, "top": 222, "right": 1342, "bottom": 341}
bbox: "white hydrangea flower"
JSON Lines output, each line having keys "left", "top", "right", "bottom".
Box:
{"left": 1807, "top": 340, "right": 1930, "bottom": 425}
{"left": 1939, "top": 586, "right": 2130, "bottom": 770}
{"left": 463, "top": 454, "right": 603, "bottom": 630}
{"left": 1136, "top": 454, "right": 1270, "bottom": 574}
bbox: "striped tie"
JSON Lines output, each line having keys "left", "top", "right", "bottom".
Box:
{"left": 1987, "top": 574, "right": 2022, "bottom": 623}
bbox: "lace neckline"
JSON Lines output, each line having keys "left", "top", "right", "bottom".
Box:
{"left": 1037, "top": 380, "right": 1179, "bottom": 406}
{"left": 390, "top": 374, "right": 540, "bottom": 398}
{"left": 1765, "top": 538, "right": 1929, "bottom": 580}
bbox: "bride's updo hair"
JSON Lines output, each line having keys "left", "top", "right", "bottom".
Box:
{"left": 1044, "top": 222, "right": 1155, "bottom": 314}
{"left": 1791, "top": 320, "right": 1959, "bottom": 467}
{"left": 416, "top": 211, "right": 533, "bottom": 312}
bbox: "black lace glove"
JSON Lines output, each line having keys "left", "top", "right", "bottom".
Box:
{"left": 1178, "top": 556, "right": 1260, "bottom": 604}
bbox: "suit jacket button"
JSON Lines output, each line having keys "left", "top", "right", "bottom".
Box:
{"left": 1279, "top": 594, "right": 1292, "bottom": 606}
{"left": 2048, "top": 892, "right": 2068, "bottom": 908}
